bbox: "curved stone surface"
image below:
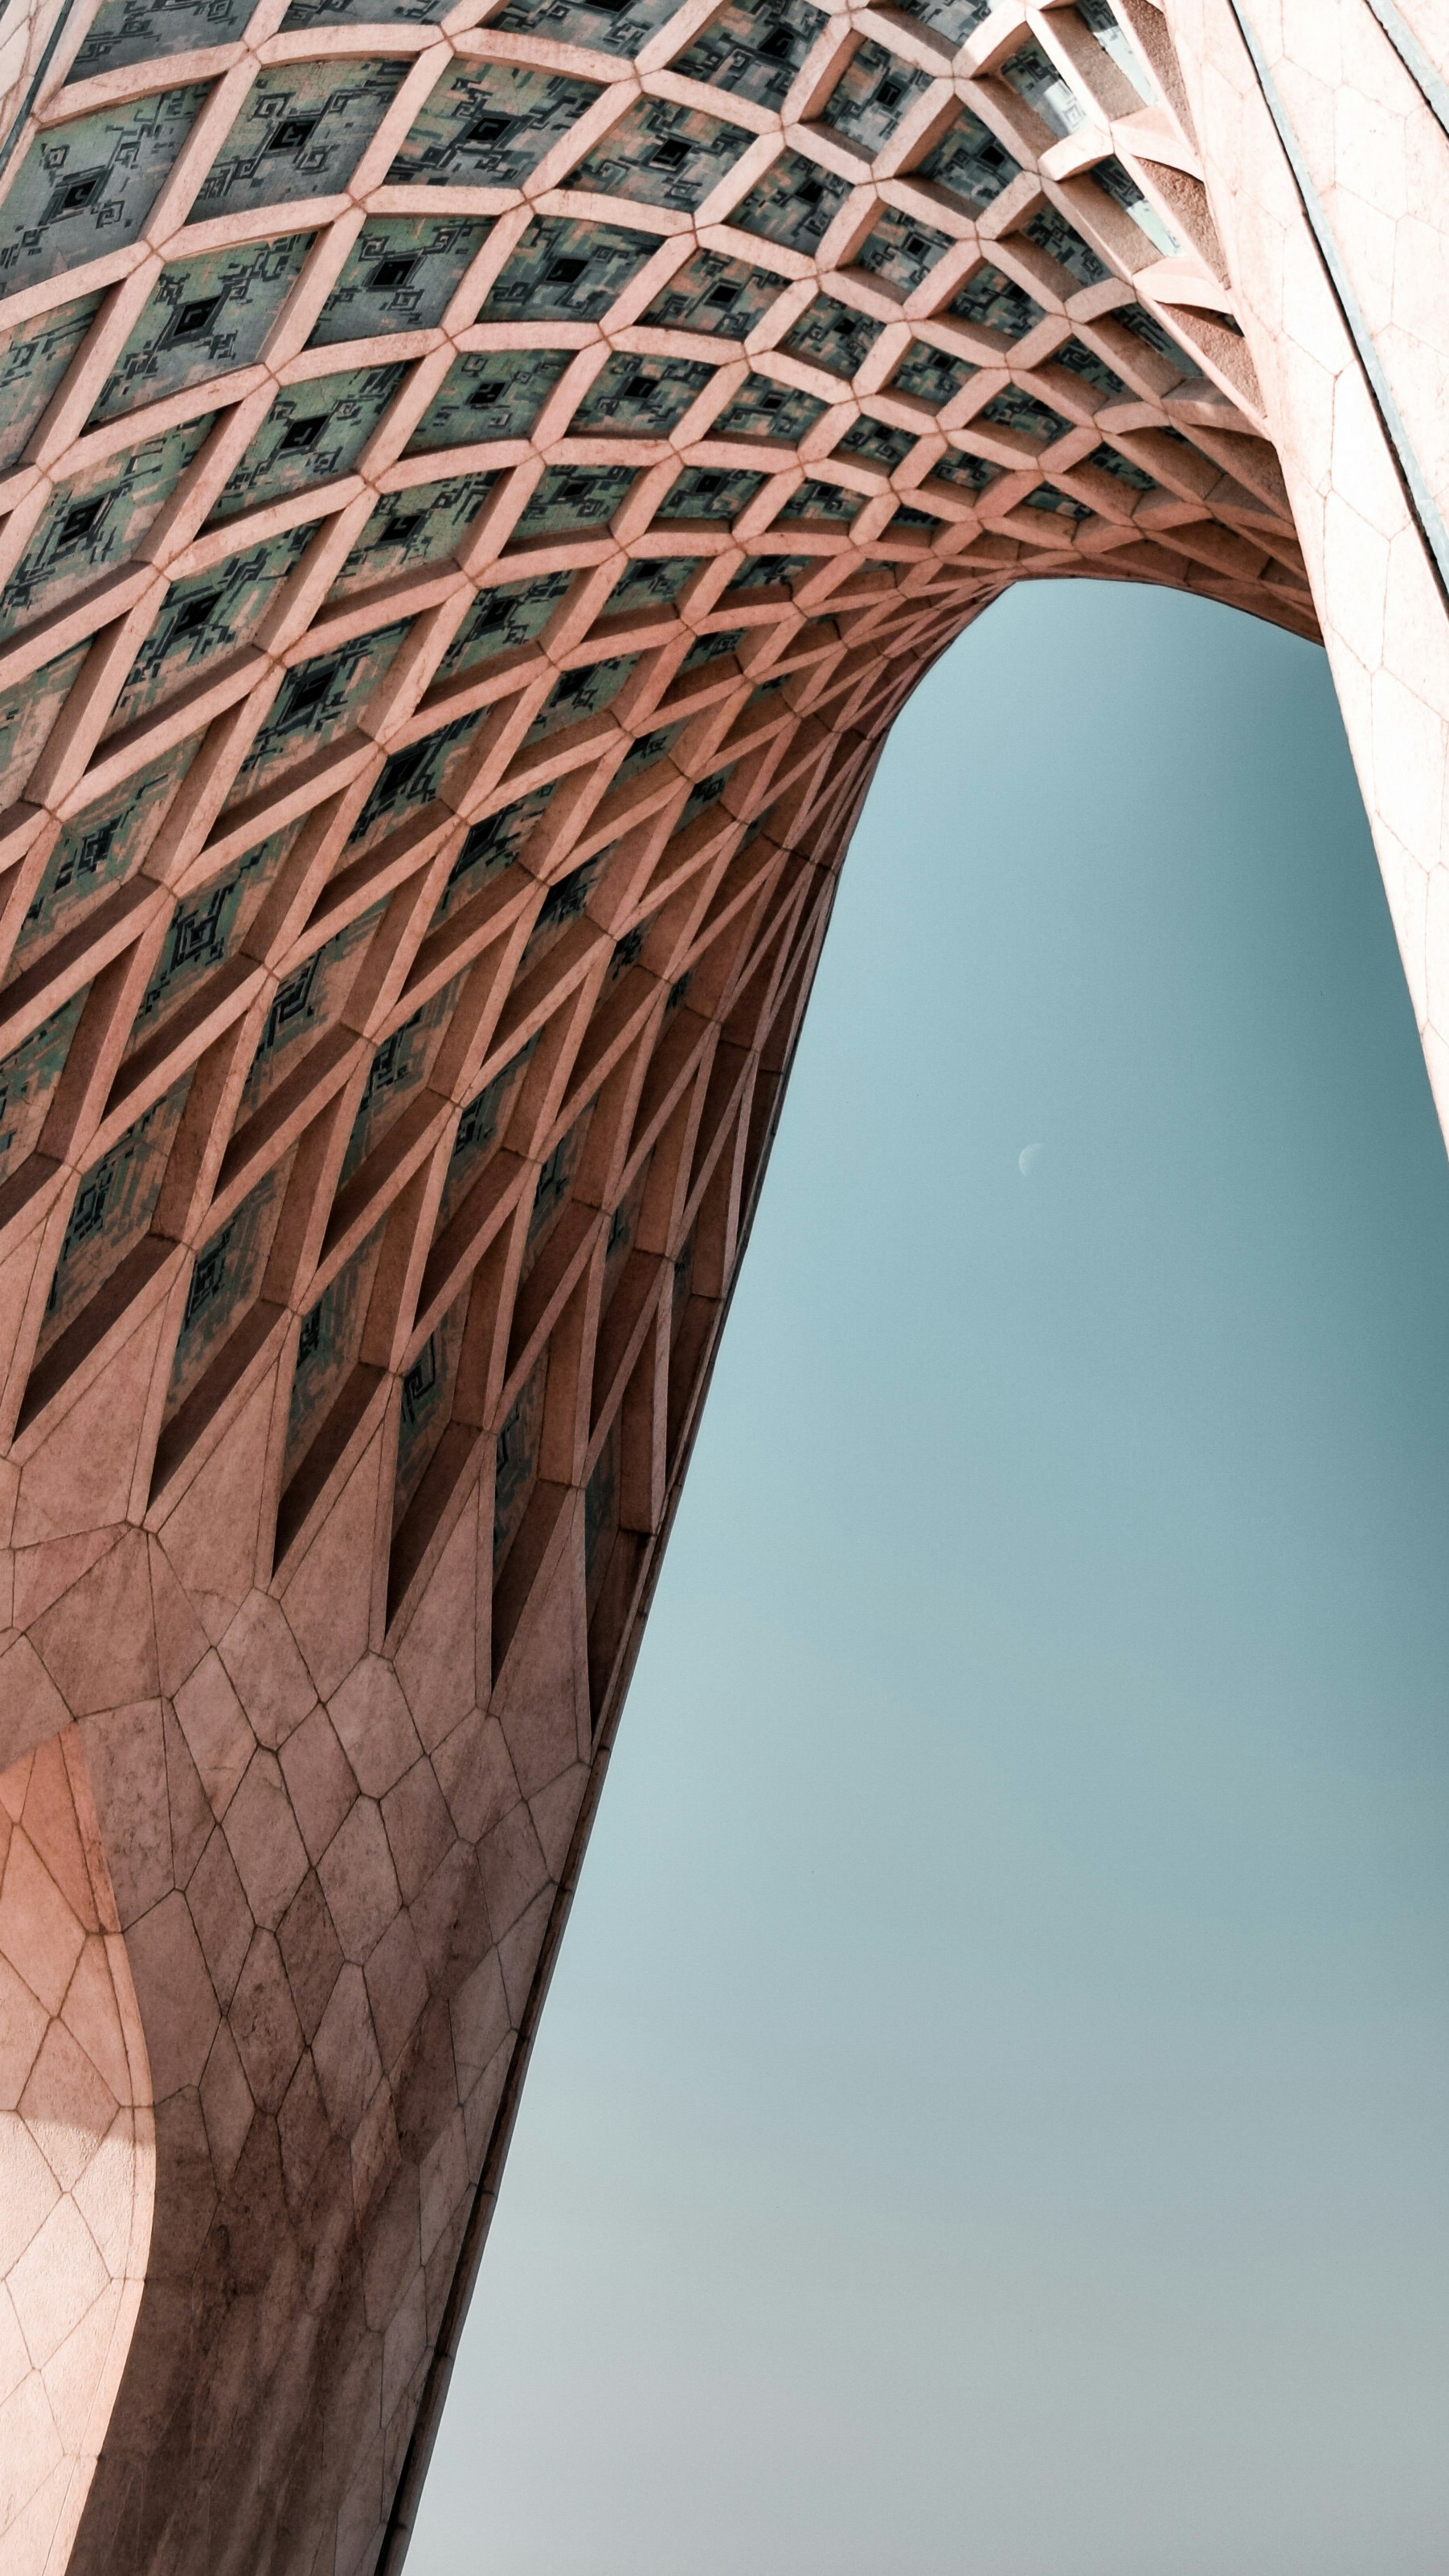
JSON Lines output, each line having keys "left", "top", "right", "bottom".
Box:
{"left": 0, "top": 2, "right": 1440, "bottom": 2571}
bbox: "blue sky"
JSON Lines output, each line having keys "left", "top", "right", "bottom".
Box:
{"left": 411, "top": 576, "right": 1449, "bottom": 2576}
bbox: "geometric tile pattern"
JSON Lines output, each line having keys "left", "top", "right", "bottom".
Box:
{"left": 0, "top": 0, "right": 1326, "bottom": 2569}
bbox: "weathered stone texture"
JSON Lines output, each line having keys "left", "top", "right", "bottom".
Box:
{"left": 0, "top": 2, "right": 1443, "bottom": 2571}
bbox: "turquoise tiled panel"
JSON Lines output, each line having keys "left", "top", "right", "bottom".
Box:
{"left": 309, "top": 217, "right": 493, "bottom": 346}
{"left": 387, "top": 63, "right": 600, "bottom": 187}
{"left": 211, "top": 364, "right": 407, "bottom": 519}
{"left": 92, "top": 236, "right": 315, "bottom": 422}
{"left": 195, "top": 62, "right": 406, "bottom": 215}
{"left": 0, "top": 415, "right": 215, "bottom": 641}
{"left": 0, "top": 88, "right": 210, "bottom": 292}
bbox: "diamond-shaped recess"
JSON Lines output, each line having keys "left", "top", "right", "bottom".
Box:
{"left": 0, "top": 0, "right": 1315, "bottom": 2565}
{"left": 0, "top": 0, "right": 1312, "bottom": 1859}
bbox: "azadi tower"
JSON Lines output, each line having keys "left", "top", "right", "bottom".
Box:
{"left": 0, "top": 0, "right": 1443, "bottom": 2565}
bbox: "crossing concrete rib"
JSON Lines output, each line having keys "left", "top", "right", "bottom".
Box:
{"left": 0, "top": 3, "right": 1443, "bottom": 2570}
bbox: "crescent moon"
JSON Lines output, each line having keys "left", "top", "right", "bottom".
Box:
{"left": 1018, "top": 1142, "right": 1044, "bottom": 1177}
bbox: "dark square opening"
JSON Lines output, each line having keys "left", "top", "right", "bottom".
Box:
{"left": 170, "top": 588, "right": 221, "bottom": 641}
{"left": 171, "top": 293, "right": 223, "bottom": 342}
{"left": 278, "top": 412, "right": 325, "bottom": 453}
{"left": 267, "top": 114, "right": 320, "bottom": 153}
{"left": 57, "top": 496, "right": 106, "bottom": 549}
{"left": 47, "top": 167, "right": 106, "bottom": 220}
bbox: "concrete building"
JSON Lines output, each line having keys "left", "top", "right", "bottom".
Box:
{"left": 0, "top": 0, "right": 1443, "bottom": 2567}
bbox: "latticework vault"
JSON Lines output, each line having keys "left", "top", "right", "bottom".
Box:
{"left": 0, "top": 0, "right": 1329, "bottom": 2568}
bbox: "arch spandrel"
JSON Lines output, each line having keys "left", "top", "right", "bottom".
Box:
{"left": 0, "top": 1, "right": 1439, "bottom": 2570}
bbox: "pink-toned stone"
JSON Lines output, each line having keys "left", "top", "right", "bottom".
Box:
{"left": 59, "top": 1943, "right": 133, "bottom": 2107}
{"left": 199, "top": 2025, "right": 254, "bottom": 2193}
{"left": 221, "top": 1752, "right": 310, "bottom": 1935}
{"left": 76, "top": 1704, "right": 171, "bottom": 1932}
{"left": 227, "top": 1933, "right": 305, "bottom": 2119}
{"left": 217, "top": 1596, "right": 319, "bottom": 1751}
{"left": 29, "top": 1530, "right": 160, "bottom": 1718}
{"left": 185, "top": 1829, "right": 256, "bottom": 2015}
{"left": 328, "top": 1660, "right": 424, "bottom": 1803}
{"left": 278, "top": 1706, "right": 359, "bottom": 1865}
{"left": 317, "top": 1800, "right": 403, "bottom": 1966}
{"left": 0, "top": 1831, "right": 86, "bottom": 2018}
{"left": 379, "top": 1760, "right": 454, "bottom": 1906}
{"left": 0, "top": 1635, "right": 73, "bottom": 1775}
{"left": 312, "top": 1965, "right": 385, "bottom": 2139}
{"left": 20, "top": 2021, "right": 118, "bottom": 2195}
{"left": 0, "top": 1954, "right": 48, "bottom": 2107}
{"left": 171, "top": 1653, "right": 254, "bottom": 1822}
{"left": 124, "top": 1894, "right": 218, "bottom": 2102}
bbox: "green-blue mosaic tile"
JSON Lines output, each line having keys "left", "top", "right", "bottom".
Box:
{"left": 917, "top": 104, "right": 1021, "bottom": 209}
{"left": 74, "top": 0, "right": 255, "bottom": 76}
{"left": 821, "top": 39, "right": 930, "bottom": 153}
{"left": 0, "top": 294, "right": 103, "bottom": 469}
{"left": 674, "top": 0, "right": 827, "bottom": 111}
{"left": 387, "top": 61, "right": 600, "bottom": 187}
{"left": 641, "top": 248, "right": 781, "bottom": 338}
{"left": 194, "top": 61, "right": 407, "bottom": 217}
{"left": 38, "top": 1071, "right": 192, "bottom": 1354}
{"left": 91, "top": 235, "right": 315, "bottom": 423}
{"left": 405, "top": 346, "right": 571, "bottom": 451}
{"left": 572, "top": 99, "right": 750, "bottom": 211}
{"left": 211, "top": 365, "right": 403, "bottom": 522}
{"left": 0, "top": 87, "right": 210, "bottom": 293}
{"left": 108, "top": 526, "right": 312, "bottom": 730}
{"left": 0, "top": 986, "right": 88, "bottom": 1186}
{"left": 164, "top": 1152, "right": 292, "bottom": 1419}
{"left": 309, "top": 215, "right": 492, "bottom": 345}
{"left": 0, "top": 414, "right": 215, "bottom": 641}
{"left": 731, "top": 149, "right": 849, "bottom": 256}
{"left": 481, "top": 218, "right": 658, "bottom": 323}
{"left": 571, "top": 350, "right": 712, "bottom": 435}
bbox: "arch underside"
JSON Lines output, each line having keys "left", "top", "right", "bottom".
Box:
{"left": 0, "top": 1, "right": 1324, "bottom": 2570}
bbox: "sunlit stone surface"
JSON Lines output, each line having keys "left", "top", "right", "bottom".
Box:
{"left": 0, "top": 2, "right": 1444, "bottom": 2569}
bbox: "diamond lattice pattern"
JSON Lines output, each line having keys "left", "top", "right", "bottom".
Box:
{"left": 0, "top": 0, "right": 1312, "bottom": 1673}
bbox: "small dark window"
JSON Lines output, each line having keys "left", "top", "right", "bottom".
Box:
{"left": 75, "top": 818, "right": 116, "bottom": 876}
{"left": 368, "top": 253, "right": 417, "bottom": 290}
{"left": 57, "top": 496, "right": 105, "bottom": 549}
{"left": 650, "top": 137, "right": 690, "bottom": 170}
{"left": 171, "top": 293, "right": 223, "bottom": 342}
{"left": 266, "top": 956, "right": 319, "bottom": 1041}
{"left": 284, "top": 664, "right": 332, "bottom": 719}
{"left": 466, "top": 379, "right": 509, "bottom": 407}
{"left": 277, "top": 412, "right": 325, "bottom": 453}
{"left": 464, "top": 112, "right": 514, "bottom": 148}
{"left": 170, "top": 588, "right": 220, "bottom": 641}
{"left": 759, "top": 24, "right": 794, "bottom": 57}
{"left": 48, "top": 168, "right": 106, "bottom": 219}
{"left": 706, "top": 282, "right": 740, "bottom": 309}
{"left": 267, "top": 114, "right": 319, "bottom": 153}
{"left": 380, "top": 508, "right": 423, "bottom": 546}
{"left": 401, "top": 1337, "right": 438, "bottom": 1423}
{"left": 878, "top": 76, "right": 904, "bottom": 109}
{"left": 183, "top": 1233, "right": 231, "bottom": 1325}
{"left": 375, "top": 741, "right": 428, "bottom": 803}
{"left": 546, "top": 256, "right": 587, "bottom": 284}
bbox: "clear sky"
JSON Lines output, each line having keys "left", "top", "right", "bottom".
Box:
{"left": 409, "top": 576, "right": 1449, "bottom": 2576}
